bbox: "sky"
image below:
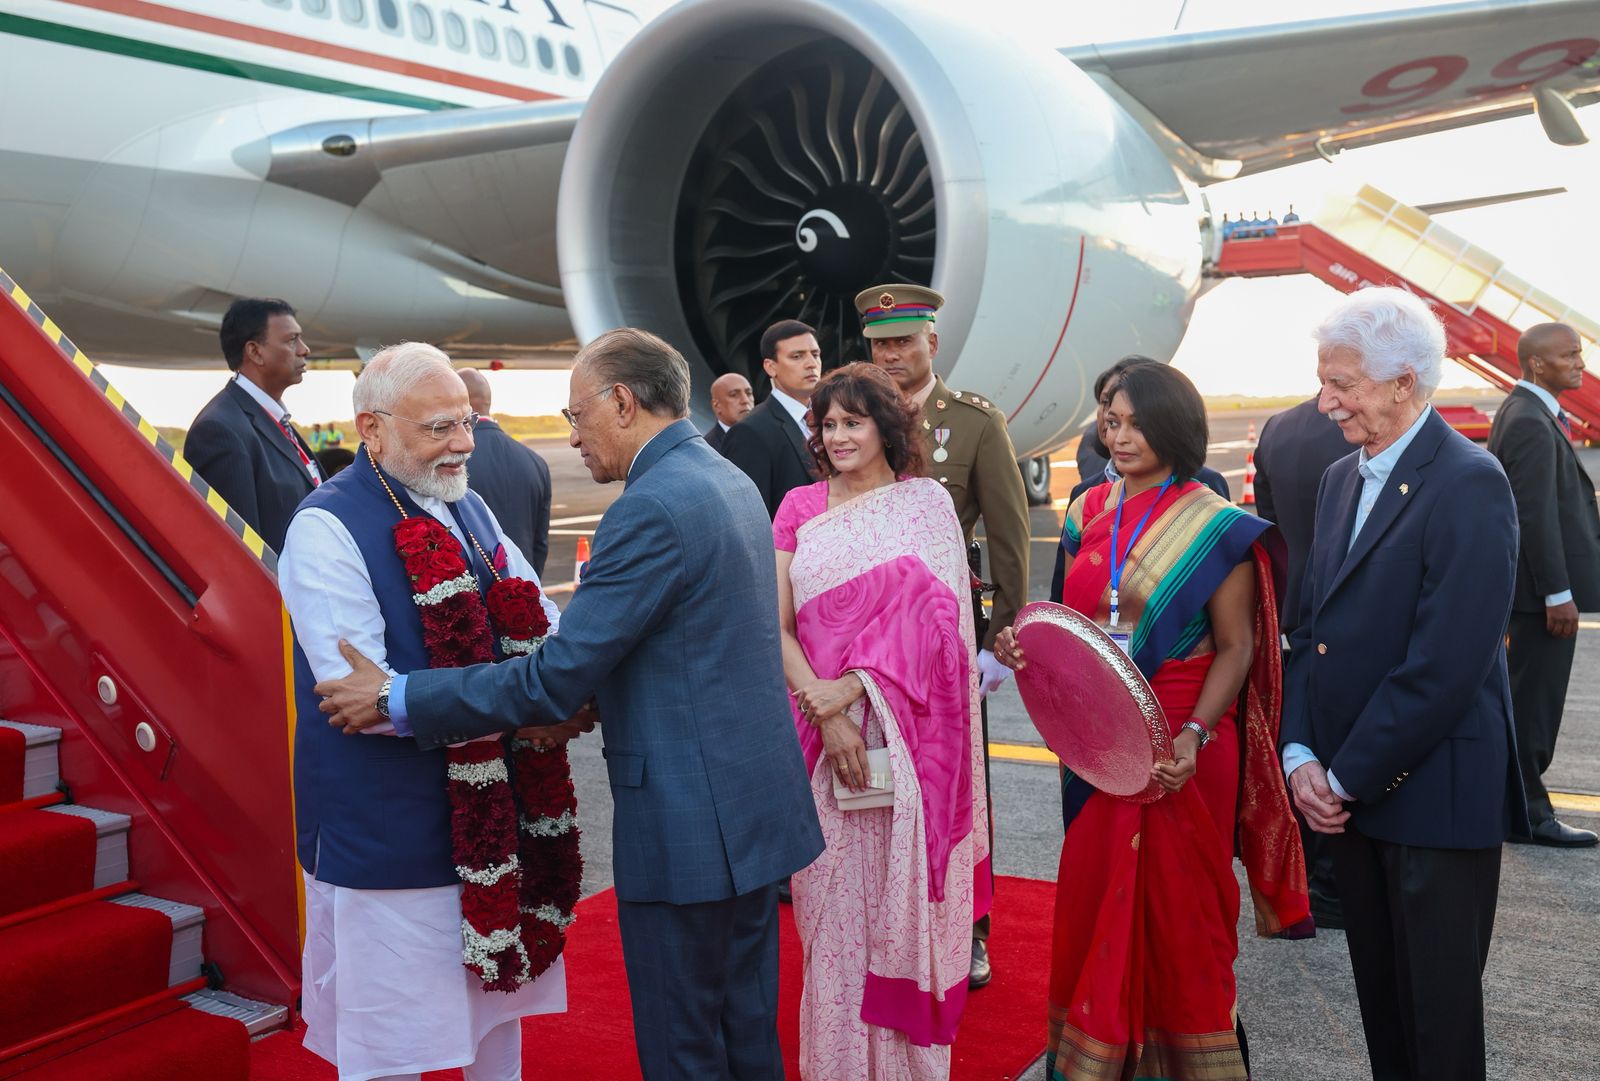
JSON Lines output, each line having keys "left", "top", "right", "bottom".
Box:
{"left": 97, "top": 0, "right": 1600, "bottom": 425}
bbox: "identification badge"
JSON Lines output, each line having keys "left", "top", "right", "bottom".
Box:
{"left": 1108, "top": 631, "right": 1132, "bottom": 656}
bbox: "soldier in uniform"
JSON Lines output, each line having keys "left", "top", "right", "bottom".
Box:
{"left": 855, "top": 283, "right": 1030, "bottom": 990}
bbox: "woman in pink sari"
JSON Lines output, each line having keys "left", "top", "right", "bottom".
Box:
{"left": 774, "top": 363, "right": 991, "bottom": 1080}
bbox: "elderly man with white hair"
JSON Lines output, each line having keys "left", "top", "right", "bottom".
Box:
{"left": 1280, "top": 287, "right": 1525, "bottom": 1081}
{"left": 279, "top": 341, "right": 576, "bottom": 1081}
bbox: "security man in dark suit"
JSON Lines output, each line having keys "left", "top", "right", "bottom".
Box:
{"left": 704, "top": 372, "right": 754, "bottom": 454}
{"left": 722, "top": 320, "right": 821, "bottom": 518}
{"left": 1253, "top": 393, "right": 1360, "bottom": 930}
{"left": 458, "top": 367, "right": 553, "bottom": 577}
{"left": 1283, "top": 288, "right": 1524, "bottom": 1081}
{"left": 1487, "top": 322, "right": 1600, "bottom": 848}
{"left": 856, "top": 283, "right": 1029, "bottom": 991}
{"left": 184, "top": 297, "right": 320, "bottom": 552}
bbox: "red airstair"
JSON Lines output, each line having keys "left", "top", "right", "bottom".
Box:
{"left": 0, "top": 268, "right": 299, "bottom": 1077}
{"left": 1212, "top": 186, "right": 1600, "bottom": 440}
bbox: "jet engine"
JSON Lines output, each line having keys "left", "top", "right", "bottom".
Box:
{"left": 557, "top": 0, "right": 1206, "bottom": 459}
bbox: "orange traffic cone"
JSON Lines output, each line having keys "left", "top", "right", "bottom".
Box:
{"left": 1246, "top": 420, "right": 1257, "bottom": 445}
{"left": 1241, "top": 449, "right": 1257, "bottom": 507}
{"left": 575, "top": 536, "right": 591, "bottom": 584}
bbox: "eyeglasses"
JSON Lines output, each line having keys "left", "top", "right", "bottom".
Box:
{"left": 374, "top": 410, "right": 480, "bottom": 440}
{"left": 561, "top": 385, "right": 615, "bottom": 429}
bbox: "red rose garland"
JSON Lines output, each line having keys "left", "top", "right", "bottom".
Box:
{"left": 392, "top": 514, "right": 582, "bottom": 993}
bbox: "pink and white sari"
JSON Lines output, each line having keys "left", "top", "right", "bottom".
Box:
{"left": 775, "top": 477, "right": 992, "bottom": 1081}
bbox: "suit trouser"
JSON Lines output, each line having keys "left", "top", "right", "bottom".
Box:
{"left": 1330, "top": 829, "right": 1501, "bottom": 1081}
{"left": 1506, "top": 609, "right": 1577, "bottom": 826}
{"left": 616, "top": 883, "right": 783, "bottom": 1081}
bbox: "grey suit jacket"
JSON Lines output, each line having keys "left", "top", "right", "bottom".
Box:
{"left": 405, "top": 420, "right": 824, "bottom": 904}
{"left": 1487, "top": 385, "right": 1600, "bottom": 613}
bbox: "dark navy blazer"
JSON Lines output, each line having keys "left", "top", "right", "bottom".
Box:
{"left": 1282, "top": 408, "right": 1526, "bottom": 849}
{"left": 405, "top": 420, "right": 825, "bottom": 904}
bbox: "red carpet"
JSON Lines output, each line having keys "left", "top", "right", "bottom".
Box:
{"left": 0, "top": 727, "right": 24, "bottom": 804}
{"left": 0, "top": 901, "right": 173, "bottom": 1048}
{"left": 252, "top": 875, "right": 1054, "bottom": 1080}
{"left": 0, "top": 809, "right": 96, "bottom": 917}
{"left": 7, "top": 1003, "right": 250, "bottom": 1081}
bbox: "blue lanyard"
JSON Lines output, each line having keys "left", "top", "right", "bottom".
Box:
{"left": 1108, "top": 476, "right": 1173, "bottom": 628}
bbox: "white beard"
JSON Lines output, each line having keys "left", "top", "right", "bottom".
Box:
{"left": 386, "top": 452, "right": 470, "bottom": 502}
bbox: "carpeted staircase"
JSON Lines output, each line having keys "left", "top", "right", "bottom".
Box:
{"left": 0, "top": 718, "right": 286, "bottom": 1079}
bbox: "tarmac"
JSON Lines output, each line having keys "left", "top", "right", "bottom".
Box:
{"left": 525, "top": 401, "right": 1600, "bottom": 1081}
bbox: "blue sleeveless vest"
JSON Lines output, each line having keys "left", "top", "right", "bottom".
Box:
{"left": 291, "top": 448, "right": 505, "bottom": 889}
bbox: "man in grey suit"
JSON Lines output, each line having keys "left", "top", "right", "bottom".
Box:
{"left": 317, "top": 328, "right": 824, "bottom": 1080}
{"left": 1488, "top": 322, "right": 1600, "bottom": 847}
{"left": 458, "top": 368, "right": 554, "bottom": 576}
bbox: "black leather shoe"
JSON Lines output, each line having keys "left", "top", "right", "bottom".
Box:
{"left": 1309, "top": 889, "right": 1345, "bottom": 931}
{"left": 1516, "top": 818, "right": 1600, "bottom": 848}
{"left": 968, "top": 939, "right": 992, "bottom": 990}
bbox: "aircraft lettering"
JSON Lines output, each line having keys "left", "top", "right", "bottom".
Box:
{"left": 1341, "top": 37, "right": 1600, "bottom": 115}
{"left": 1327, "top": 263, "right": 1360, "bottom": 285}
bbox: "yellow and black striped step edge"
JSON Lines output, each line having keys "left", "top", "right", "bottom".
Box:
{"left": 0, "top": 266, "right": 276, "bottom": 573}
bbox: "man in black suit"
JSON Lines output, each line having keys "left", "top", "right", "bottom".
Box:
{"left": 1488, "top": 322, "right": 1600, "bottom": 848}
{"left": 704, "top": 372, "right": 754, "bottom": 453}
{"left": 1284, "top": 288, "right": 1524, "bottom": 1081}
{"left": 722, "top": 320, "right": 821, "bottom": 518}
{"left": 184, "top": 298, "right": 320, "bottom": 552}
{"left": 1253, "top": 393, "right": 1358, "bottom": 929}
{"left": 458, "top": 368, "right": 553, "bottom": 576}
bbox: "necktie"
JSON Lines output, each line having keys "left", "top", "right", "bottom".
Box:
{"left": 273, "top": 411, "right": 320, "bottom": 486}
{"left": 1558, "top": 411, "right": 1573, "bottom": 436}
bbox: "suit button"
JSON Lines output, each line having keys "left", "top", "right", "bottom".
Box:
{"left": 1317, "top": 643, "right": 1328, "bottom": 655}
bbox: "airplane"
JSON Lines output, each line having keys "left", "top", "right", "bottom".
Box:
{"left": 3, "top": 0, "right": 1598, "bottom": 504}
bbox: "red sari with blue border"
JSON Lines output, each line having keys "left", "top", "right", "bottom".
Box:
{"left": 1046, "top": 479, "right": 1310, "bottom": 1081}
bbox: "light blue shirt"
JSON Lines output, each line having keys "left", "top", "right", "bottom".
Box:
{"left": 1283, "top": 404, "right": 1434, "bottom": 801}
{"left": 1512, "top": 380, "right": 1574, "bottom": 608}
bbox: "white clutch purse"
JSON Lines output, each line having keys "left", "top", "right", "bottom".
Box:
{"left": 833, "top": 747, "right": 894, "bottom": 810}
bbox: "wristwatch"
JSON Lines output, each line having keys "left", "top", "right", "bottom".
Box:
{"left": 376, "top": 676, "right": 393, "bottom": 720}
{"left": 1179, "top": 719, "right": 1212, "bottom": 749}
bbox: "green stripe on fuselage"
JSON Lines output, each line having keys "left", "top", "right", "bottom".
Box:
{"left": 0, "top": 12, "right": 466, "bottom": 111}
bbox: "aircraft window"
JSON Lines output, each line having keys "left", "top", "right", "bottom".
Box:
{"left": 301, "top": 0, "right": 331, "bottom": 15}
{"left": 409, "top": 2, "right": 434, "bottom": 43}
{"left": 376, "top": 0, "right": 401, "bottom": 33}
{"left": 535, "top": 36, "right": 556, "bottom": 72}
{"left": 505, "top": 28, "right": 529, "bottom": 66}
{"left": 563, "top": 43, "right": 582, "bottom": 78}
{"left": 263, "top": 0, "right": 291, "bottom": 8}
{"left": 338, "top": 0, "right": 365, "bottom": 25}
{"left": 474, "top": 19, "right": 499, "bottom": 58}
{"left": 443, "top": 11, "right": 467, "bottom": 51}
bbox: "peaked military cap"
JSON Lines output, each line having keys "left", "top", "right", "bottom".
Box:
{"left": 854, "top": 283, "right": 945, "bottom": 338}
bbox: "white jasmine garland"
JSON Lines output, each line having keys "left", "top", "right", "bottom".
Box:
{"left": 520, "top": 810, "right": 577, "bottom": 837}
{"left": 522, "top": 903, "right": 578, "bottom": 930}
{"left": 412, "top": 571, "right": 478, "bottom": 607}
{"left": 499, "top": 635, "right": 547, "bottom": 656}
{"left": 461, "top": 921, "right": 531, "bottom": 984}
{"left": 447, "top": 756, "right": 510, "bottom": 787}
{"left": 455, "top": 855, "right": 520, "bottom": 886}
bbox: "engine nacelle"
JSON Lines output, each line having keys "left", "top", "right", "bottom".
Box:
{"left": 558, "top": 0, "right": 1205, "bottom": 456}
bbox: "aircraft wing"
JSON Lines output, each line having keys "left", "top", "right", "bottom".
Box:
{"left": 263, "top": 98, "right": 583, "bottom": 300}
{"left": 1063, "top": 0, "right": 1600, "bottom": 178}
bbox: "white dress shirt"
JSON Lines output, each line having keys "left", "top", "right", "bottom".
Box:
{"left": 1282, "top": 404, "right": 1433, "bottom": 801}
{"left": 1512, "top": 379, "right": 1575, "bottom": 607}
{"left": 233, "top": 373, "right": 321, "bottom": 483}
{"left": 768, "top": 385, "right": 814, "bottom": 436}
{"left": 280, "top": 486, "right": 558, "bottom": 736}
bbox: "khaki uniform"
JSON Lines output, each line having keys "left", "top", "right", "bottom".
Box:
{"left": 920, "top": 376, "right": 1030, "bottom": 651}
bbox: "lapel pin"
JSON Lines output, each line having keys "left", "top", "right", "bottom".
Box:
{"left": 1399, "top": 483, "right": 1409, "bottom": 495}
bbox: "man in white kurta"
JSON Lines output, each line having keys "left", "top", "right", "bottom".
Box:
{"left": 279, "top": 344, "right": 569, "bottom": 1081}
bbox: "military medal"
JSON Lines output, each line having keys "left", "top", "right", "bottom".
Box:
{"left": 932, "top": 427, "right": 951, "bottom": 463}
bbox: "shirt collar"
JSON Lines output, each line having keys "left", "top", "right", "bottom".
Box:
{"left": 909, "top": 373, "right": 938, "bottom": 410}
{"left": 628, "top": 425, "right": 672, "bottom": 479}
{"left": 1357, "top": 403, "right": 1433, "bottom": 483}
{"left": 233, "top": 372, "right": 287, "bottom": 421}
{"left": 1514, "top": 379, "right": 1562, "bottom": 417}
{"left": 768, "top": 386, "right": 812, "bottom": 431}
{"left": 717, "top": 420, "right": 731, "bottom": 432}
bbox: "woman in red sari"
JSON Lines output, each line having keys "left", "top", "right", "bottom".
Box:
{"left": 995, "top": 364, "right": 1309, "bottom": 1080}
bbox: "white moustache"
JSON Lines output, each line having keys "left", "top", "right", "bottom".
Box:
{"left": 1327, "top": 409, "right": 1354, "bottom": 422}
{"left": 435, "top": 455, "right": 470, "bottom": 469}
